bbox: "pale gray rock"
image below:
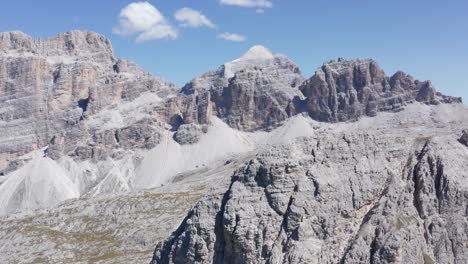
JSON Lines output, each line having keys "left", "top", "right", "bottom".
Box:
{"left": 298, "top": 59, "right": 462, "bottom": 122}
{"left": 2, "top": 30, "right": 468, "bottom": 264}
{"left": 152, "top": 103, "right": 468, "bottom": 264}
{"left": 162, "top": 92, "right": 213, "bottom": 129}
{"left": 115, "top": 119, "right": 162, "bottom": 150}
{"left": 0, "top": 190, "right": 206, "bottom": 264}
{"left": 53, "top": 118, "right": 162, "bottom": 162}
{"left": 0, "top": 30, "right": 175, "bottom": 170}
{"left": 0, "top": 158, "right": 26, "bottom": 176}
{"left": 181, "top": 92, "right": 213, "bottom": 125}
{"left": 182, "top": 45, "right": 304, "bottom": 131}
{"left": 0, "top": 145, "right": 248, "bottom": 264}
{"left": 174, "top": 124, "right": 208, "bottom": 145}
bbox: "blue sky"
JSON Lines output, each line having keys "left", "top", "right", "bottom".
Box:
{"left": 1, "top": 0, "right": 467, "bottom": 102}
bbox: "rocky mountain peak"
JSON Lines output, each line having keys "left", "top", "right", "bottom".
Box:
{"left": 0, "top": 30, "right": 175, "bottom": 184}
{"left": 179, "top": 45, "right": 304, "bottom": 131}
{"left": 298, "top": 58, "right": 462, "bottom": 122}
{"left": 321, "top": 58, "right": 381, "bottom": 74}
{"left": 222, "top": 45, "right": 292, "bottom": 79}
{"left": 43, "top": 30, "right": 114, "bottom": 56}
{"left": 0, "top": 31, "right": 34, "bottom": 51}
{"left": 0, "top": 30, "right": 113, "bottom": 60}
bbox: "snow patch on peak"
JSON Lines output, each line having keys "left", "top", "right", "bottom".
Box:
{"left": 223, "top": 45, "right": 276, "bottom": 79}
{"left": 239, "top": 45, "right": 274, "bottom": 61}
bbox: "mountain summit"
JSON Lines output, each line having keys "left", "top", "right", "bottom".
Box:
{"left": 238, "top": 45, "right": 275, "bottom": 61}
{"left": 223, "top": 45, "right": 276, "bottom": 79}
{"left": 180, "top": 45, "right": 303, "bottom": 130}
{"left": 298, "top": 58, "right": 462, "bottom": 122}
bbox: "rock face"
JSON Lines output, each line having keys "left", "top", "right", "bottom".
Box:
{"left": 180, "top": 56, "right": 461, "bottom": 130}
{"left": 174, "top": 124, "right": 208, "bottom": 145}
{"left": 298, "top": 59, "right": 462, "bottom": 122}
{"left": 152, "top": 104, "right": 468, "bottom": 264}
{"left": 182, "top": 45, "right": 304, "bottom": 131}
{"left": 0, "top": 30, "right": 182, "bottom": 215}
{"left": 0, "top": 30, "right": 175, "bottom": 173}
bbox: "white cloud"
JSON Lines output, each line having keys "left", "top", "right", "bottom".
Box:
{"left": 255, "top": 8, "right": 265, "bottom": 14}
{"left": 175, "top": 7, "right": 215, "bottom": 28}
{"left": 220, "top": 0, "right": 273, "bottom": 8}
{"left": 113, "top": 2, "right": 177, "bottom": 42}
{"left": 218, "top": 32, "right": 247, "bottom": 42}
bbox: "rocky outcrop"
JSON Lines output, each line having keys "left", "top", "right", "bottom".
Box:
{"left": 174, "top": 124, "right": 208, "bottom": 145}
{"left": 182, "top": 45, "right": 304, "bottom": 131}
{"left": 298, "top": 59, "right": 462, "bottom": 122}
{"left": 180, "top": 92, "right": 213, "bottom": 125}
{"left": 163, "top": 92, "right": 213, "bottom": 131}
{"left": 152, "top": 131, "right": 468, "bottom": 264}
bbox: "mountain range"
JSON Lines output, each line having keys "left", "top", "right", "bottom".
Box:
{"left": 0, "top": 30, "right": 467, "bottom": 264}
